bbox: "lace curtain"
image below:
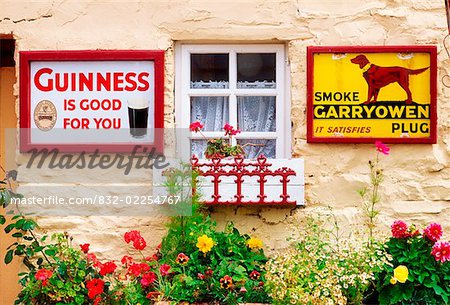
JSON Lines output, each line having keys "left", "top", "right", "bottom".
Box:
{"left": 190, "top": 81, "right": 276, "bottom": 159}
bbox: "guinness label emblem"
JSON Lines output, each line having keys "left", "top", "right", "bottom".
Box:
{"left": 34, "top": 100, "right": 57, "bottom": 131}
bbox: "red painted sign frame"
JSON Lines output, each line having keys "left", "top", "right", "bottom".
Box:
{"left": 20, "top": 50, "right": 165, "bottom": 152}
{"left": 307, "top": 46, "right": 437, "bottom": 144}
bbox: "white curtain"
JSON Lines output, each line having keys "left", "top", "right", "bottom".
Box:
{"left": 190, "top": 81, "right": 276, "bottom": 159}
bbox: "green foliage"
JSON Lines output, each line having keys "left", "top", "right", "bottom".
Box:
{"left": 160, "top": 221, "right": 270, "bottom": 304}
{"left": 156, "top": 163, "right": 270, "bottom": 304}
{"left": 375, "top": 229, "right": 450, "bottom": 305}
{"left": 13, "top": 233, "right": 99, "bottom": 305}
{"left": 265, "top": 215, "right": 387, "bottom": 305}
{"left": 205, "top": 138, "right": 244, "bottom": 159}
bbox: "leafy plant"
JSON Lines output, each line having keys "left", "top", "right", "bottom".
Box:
{"left": 358, "top": 141, "right": 390, "bottom": 245}
{"left": 265, "top": 214, "right": 387, "bottom": 305}
{"left": 190, "top": 121, "right": 245, "bottom": 159}
{"left": 375, "top": 220, "right": 450, "bottom": 305}
{"left": 158, "top": 165, "right": 270, "bottom": 304}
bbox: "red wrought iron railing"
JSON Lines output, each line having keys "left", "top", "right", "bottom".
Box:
{"left": 191, "top": 155, "right": 300, "bottom": 205}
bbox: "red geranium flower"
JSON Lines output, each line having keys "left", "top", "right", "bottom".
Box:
{"left": 133, "top": 236, "right": 147, "bottom": 250}
{"left": 249, "top": 270, "right": 260, "bottom": 280}
{"left": 176, "top": 253, "right": 189, "bottom": 265}
{"left": 93, "top": 297, "right": 101, "bottom": 305}
{"left": 121, "top": 255, "right": 133, "bottom": 266}
{"left": 391, "top": 220, "right": 409, "bottom": 238}
{"left": 223, "top": 123, "right": 241, "bottom": 136}
{"left": 189, "top": 121, "right": 204, "bottom": 132}
{"left": 35, "top": 269, "right": 53, "bottom": 286}
{"left": 159, "top": 264, "right": 171, "bottom": 276}
{"left": 87, "top": 253, "right": 97, "bottom": 263}
{"left": 375, "top": 141, "right": 390, "bottom": 155}
{"left": 86, "top": 278, "right": 105, "bottom": 299}
{"left": 424, "top": 223, "right": 443, "bottom": 243}
{"left": 128, "top": 263, "right": 150, "bottom": 276}
{"left": 431, "top": 241, "right": 450, "bottom": 263}
{"left": 140, "top": 272, "right": 157, "bottom": 287}
{"left": 124, "top": 230, "right": 141, "bottom": 244}
{"left": 99, "top": 261, "right": 117, "bottom": 276}
{"left": 80, "top": 243, "right": 90, "bottom": 253}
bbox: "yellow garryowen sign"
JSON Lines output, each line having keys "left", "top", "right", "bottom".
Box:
{"left": 307, "top": 46, "right": 437, "bottom": 143}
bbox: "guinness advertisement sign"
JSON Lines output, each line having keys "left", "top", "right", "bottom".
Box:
{"left": 20, "top": 50, "right": 165, "bottom": 152}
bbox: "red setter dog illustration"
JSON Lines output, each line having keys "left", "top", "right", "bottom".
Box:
{"left": 351, "top": 54, "right": 428, "bottom": 104}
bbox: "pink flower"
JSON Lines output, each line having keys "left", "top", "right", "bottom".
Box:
{"left": 375, "top": 141, "right": 390, "bottom": 155}
{"left": 80, "top": 243, "right": 90, "bottom": 253}
{"left": 223, "top": 123, "right": 241, "bottom": 136}
{"left": 391, "top": 220, "right": 409, "bottom": 238}
{"left": 424, "top": 223, "right": 443, "bottom": 243}
{"left": 190, "top": 121, "right": 204, "bottom": 132}
{"left": 431, "top": 241, "right": 450, "bottom": 263}
{"left": 159, "top": 264, "right": 171, "bottom": 276}
{"left": 140, "top": 272, "right": 157, "bottom": 287}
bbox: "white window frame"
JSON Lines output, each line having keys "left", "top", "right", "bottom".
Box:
{"left": 175, "top": 44, "right": 291, "bottom": 158}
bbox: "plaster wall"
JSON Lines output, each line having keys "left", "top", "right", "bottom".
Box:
{"left": 0, "top": 0, "right": 448, "bottom": 260}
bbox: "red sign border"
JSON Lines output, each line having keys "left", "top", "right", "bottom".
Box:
{"left": 20, "top": 50, "right": 165, "bottom": 153}
{"left": 306, "top": 45, "right": 437, "bottom": 144}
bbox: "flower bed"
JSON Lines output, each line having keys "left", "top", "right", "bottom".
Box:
{"left": 1, "top": 143, "right": 450, "bottom": 305}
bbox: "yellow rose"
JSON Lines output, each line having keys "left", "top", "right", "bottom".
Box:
{"left": 196, "top": 234, "right": 214, "bottom": 253}
{"left": 390, "top": 277, "right": 397, "bottom": 285}
{"left": 247, "top": 237, "right": 263, "bottom": 250}
{"left": 393, "top": 265, "right": 409, "bottom": 283}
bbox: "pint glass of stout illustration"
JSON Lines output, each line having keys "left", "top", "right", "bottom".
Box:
{"left": 128, "top": 99, "right": 149, "bottom": 138}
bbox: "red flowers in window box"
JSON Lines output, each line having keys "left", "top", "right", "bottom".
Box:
{"left": 190, "top": 121, "right": 204, "bottom": 132}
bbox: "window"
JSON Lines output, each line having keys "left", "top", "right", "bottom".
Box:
{"left": 176, "top": 44, "right": 290, "bottom": 159}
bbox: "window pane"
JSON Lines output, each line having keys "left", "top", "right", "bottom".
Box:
{"left": 237, "top": 96, "right": 276, "bottom": 132}
{"left": 191, "top": 139, "right": 207, "bottom": 159}
{"left": 191, "top": 96, "right": 229, "bottom": 132}
{"left": 191, "top": 54, "right": 229, "bottom": 89}
{"left": 238, "top": 139, "right": 276, "bottom": 159}
{"left": 237, "top": 53, "right": 276, "bottom": 89}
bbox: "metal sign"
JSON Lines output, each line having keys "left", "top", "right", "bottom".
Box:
{"left": 20, "top": 50, "right": 164, "bottom": 152}
{"left": 307, "top": 46, "right": 437, "bottom": 143}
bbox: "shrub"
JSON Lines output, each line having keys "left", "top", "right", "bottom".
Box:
{"left": 374, "top": 220, "right": 450, "bottom": 305}
{"left": 265, "top": 215, "right": 387, "bottom": 305}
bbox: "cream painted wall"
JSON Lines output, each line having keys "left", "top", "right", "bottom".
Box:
{"left": 0, "top": 0, "right": 448, "bottom": 268}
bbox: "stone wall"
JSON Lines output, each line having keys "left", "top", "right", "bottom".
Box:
{"left": 0, "top": 0, "right": 448, "bottom": 258}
